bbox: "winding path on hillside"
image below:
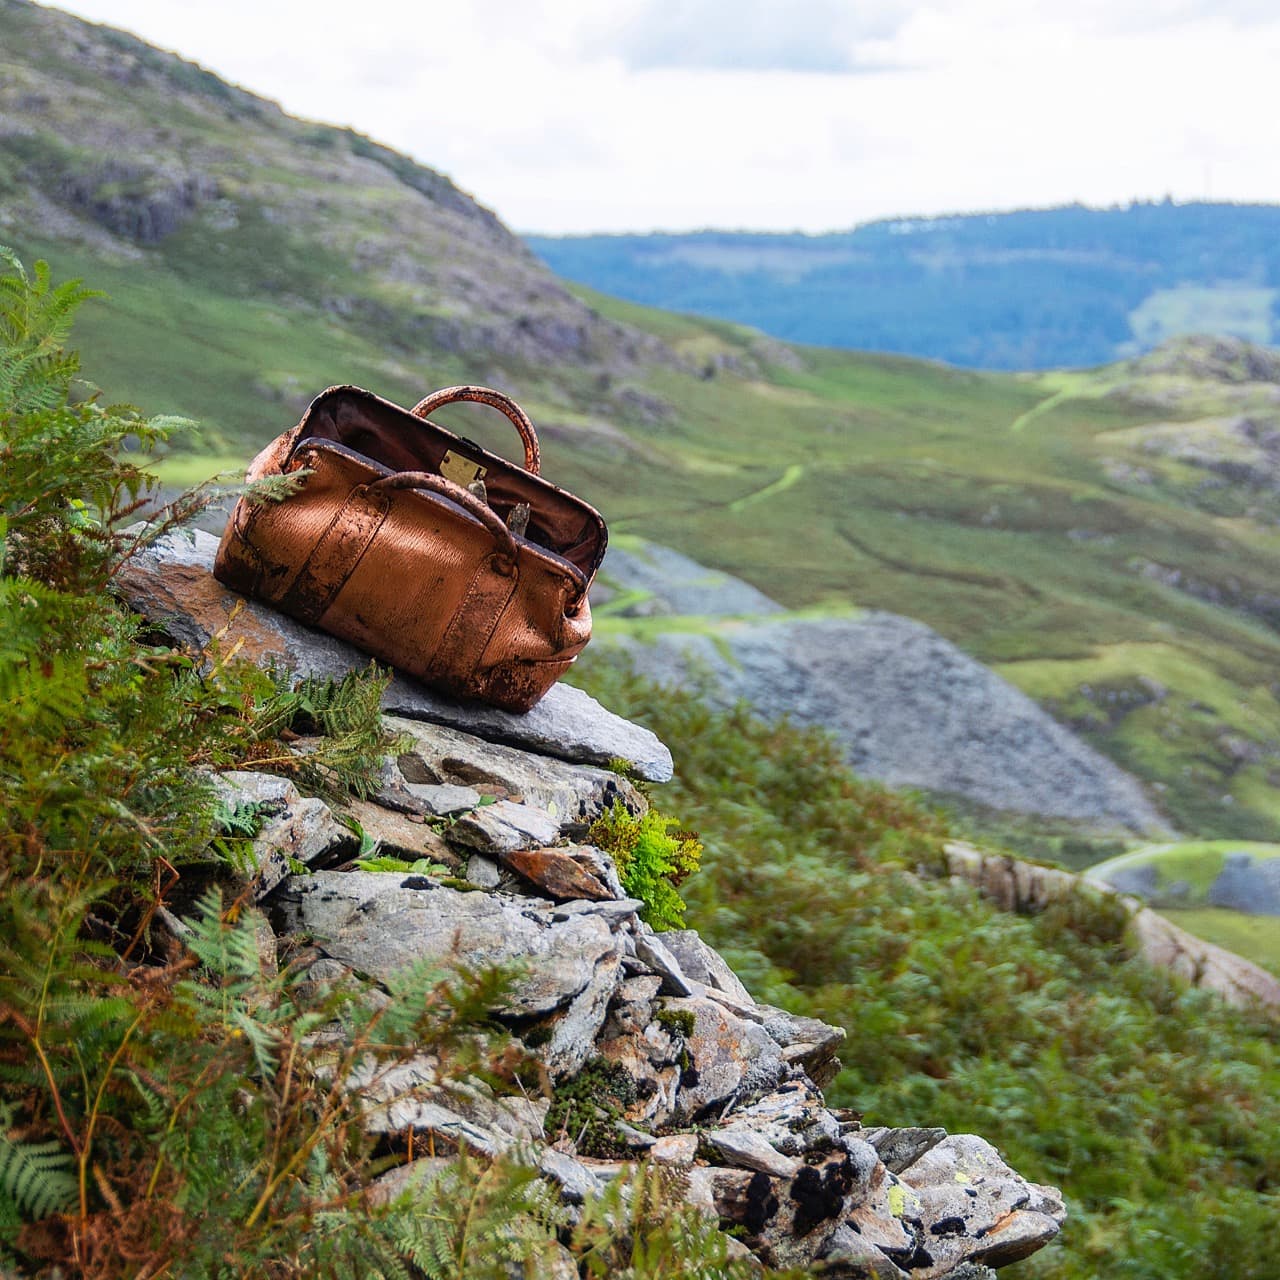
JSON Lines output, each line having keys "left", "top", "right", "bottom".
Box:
{"left": 1009, "top": 387, "right": 1076, "bottom": 432}
{"left": 728, "top": 463, "right": 805, "bottom": 512}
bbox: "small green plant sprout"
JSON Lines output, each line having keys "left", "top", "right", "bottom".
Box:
{"left": 587, "top": 803, "right": 702, "bottom": 931}
{"left": 353, "top": 855, "right": 451, "bottom": 876}
{"left": 655, "top": 1007, "right": 696, "bottom": 1040}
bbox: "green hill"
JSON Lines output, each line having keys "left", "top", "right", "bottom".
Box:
{"left": 4, "top": 0, "right": 1280, "bottom": 843}
{"left": 528, "top": 203, "right": 1280, "bottom": 370}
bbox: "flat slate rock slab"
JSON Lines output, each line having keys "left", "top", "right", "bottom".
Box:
{"left": 118, "top": 529, "right": 673, "bottom": 782}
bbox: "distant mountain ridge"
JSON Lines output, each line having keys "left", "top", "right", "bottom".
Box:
{"left": 528, "top": 203, "right": 1280, "bottom": 370}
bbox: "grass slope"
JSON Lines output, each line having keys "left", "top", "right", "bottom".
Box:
{"left": 6, "top": 2, "right": 1280, "bottom": 841}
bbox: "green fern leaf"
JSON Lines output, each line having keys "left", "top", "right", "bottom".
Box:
{"left": 0, "top": 1105, "right": 76, "bottom": 1221}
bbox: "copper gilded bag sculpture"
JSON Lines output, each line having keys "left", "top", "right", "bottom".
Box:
{"left": 213, "top": 385, "right": 606, "bottom": 713}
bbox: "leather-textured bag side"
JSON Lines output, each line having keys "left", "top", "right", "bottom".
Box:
{"left": 214, "top": 385, "right": 604, "bottom": 712}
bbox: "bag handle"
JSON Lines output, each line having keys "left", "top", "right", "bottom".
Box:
{"left": 369, "top": 471, "right": 518, "bottom": 572}
{"left": 410, "top": 385, "right": 541, "bottom": 476}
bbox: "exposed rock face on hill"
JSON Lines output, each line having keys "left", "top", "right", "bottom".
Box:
{"left": 117, "top": 531, "right": 1067, "bottom": 1278}
{"left": 595, "top": 542, "right": 1167, "bottom": 833}
{"left": 1125, "top": 334, "right": 1280, "bottom": 387}
{"left": 595, "top": 540, "right": 785, "bottom": 618}
{"left": 1103, "top": 335, "right": 1280, "bottom": 525}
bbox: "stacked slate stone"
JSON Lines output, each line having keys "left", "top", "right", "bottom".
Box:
{"left": 121, "top": 532, "right": 1067, "bottom": 1279}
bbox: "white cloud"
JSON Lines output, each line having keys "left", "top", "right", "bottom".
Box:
{"left": 40, "top": 0, "right": 1280, "bottom": 233}
{"left": 587, "top": 0, "right": 911, "bottom": 72}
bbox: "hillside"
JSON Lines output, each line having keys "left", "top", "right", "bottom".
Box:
{"left": 5, "top": 285, "right": 1278, "bottom": 1277}
{"left": 528, "top": 203, "right": 1280, "bottom": 370}
{"left": 4, "top": 0, "right": 1280, "bottom": 844}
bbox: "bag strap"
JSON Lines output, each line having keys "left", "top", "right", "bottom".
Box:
{"left": 278, "top": 470, "right": 519, "bottom": 630}
{"left": 370, "top": 471, "right": 519, "bottom": 571}
{"left": 410, "top": 385, "right": 541, "bottom": 476}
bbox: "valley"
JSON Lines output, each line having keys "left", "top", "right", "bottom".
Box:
{"left": 3, "top": 0, "right": 1279, "bottom": 846}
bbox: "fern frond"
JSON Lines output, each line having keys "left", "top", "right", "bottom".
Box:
{"left": 0, "top": 1104, "right": 76, "bottom": 1221}
{"left": 386, "top": 1153, "right": 565, "bottom": 1280}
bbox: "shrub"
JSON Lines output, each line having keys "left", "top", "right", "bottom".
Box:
{"left": 588, "top": 804, "right": 702, "bottom": 930}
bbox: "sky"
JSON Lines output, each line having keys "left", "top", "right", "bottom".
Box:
{"left": 46, "top": 0, "right": 1280, "bottom": 235}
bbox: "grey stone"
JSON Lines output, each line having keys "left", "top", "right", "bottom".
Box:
{"left": 537, "top": 1149, "right": 609, "bottom": 1205}
{"left": 865, "top": 1126, "right": 948, "bottom": 1174}
{"left": 389, "top": 715, "right": 647, "bottom": 825}
{"left": 899, "top": 1135, "right": 1066, "bottom": 1278}
{"left": 543, "top": 1243, "right": 580, "bottom": 1280}
{"left": 704, "top": 1127, "right": 802, "bottom": 1178}
{"left": 356, "top": 1066, "right": 546, "bottom": 1153}
{"left": 607, "top": 609, "right": 1165, "bottom": 831}
{"left": 632, "top": 927, "right": 696, "bottom": 996}
{"left": 615, "top": 975, "right": 663, "bottom": 1007}
{"left": 541, "top": 951, "right": 624, "bottom": 1078}
{"left": 661, "top": 994, "right": 787, "bottom": 1121}
{"left": 552, "top": 897, "right": 644, "bottom": 924}
{"left": 596, "top": 1027, "right": 681, "bottom": 1128}
{"left": 367, "top": 1156, "right": 454, "bottom": 1206}
{"left": 702, "top": 989, "right": 846, "bottom": 1088}
{"left": 385, "top": 678, "right": 674, "bottom": 787}
{"left": 711, "top": 1150, "right": 880, "bottom": 1270}
{"left": 816, "top": 1226, "right": 909, "bottom": 1279}
{"left": 465, "top": 853, "right": 502, "bottom": 888}
{"left": 845, "top": 1160, "right": 919, "bottom": 1261}
{"left": 275, "top": 871, "right": 623, "bottom": 1018}
{"left": 446, "top": 800, "right": 561, "bottom": 855}
{"left": 648, "top": 1133, "right": 698, "bottom": 1166}
{"left": 370, "top": 1099, "right": 504, "bottom": 1154}
{"left": 403, "top": 782, "right": 482, "bottom": 816}
{"left": 751, "top": 1007, "right": 845, "bottom": 1087}
{"left": 661, "top": 930, "right": 755, "bottom": 1005}
{"left": 342, "top": 798, "right": 458, "bottom": 867}
{"left": 1129, "top": 904, "right": 1280, "bottom": 1007}
{"left": 1097, "top": 862, "right": 1160, "bottom": 900}
{"left": 614, "top": 1122, "right": 657, "bottom": 1150}
{"left": 117, "top": 529, "right": 673, "bottom": 782}
{"left": 727, "top": 1082, "right": 842, "bottom": 1157}
{"left": 210, "top": 770, "right": 355, "bottom": 898}
{"left": 1208, "top": 852, "right": 1280, "bottom": 915}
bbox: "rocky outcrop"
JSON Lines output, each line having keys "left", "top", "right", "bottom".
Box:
{"left": 117, "top": 535, "right": 1067, "bottom": 1278}
{"left": 595, "top": 540, "right": 1165, "bottom": 833}
{"left": 1206, "top": 853, "right": 1280, "bottom": 915}
{"left": 944, "top": 841, "right": 1280, "bottom": 1009}
{"left": 1091, "top": 847, "right": 1280, "bottom": 917}
{"left": 118, "top": 530, "right": 672, "bottom": 783}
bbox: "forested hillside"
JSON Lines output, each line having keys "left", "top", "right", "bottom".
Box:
{"left": 529, "top": 203, "right": 1280, "bottom": 369}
